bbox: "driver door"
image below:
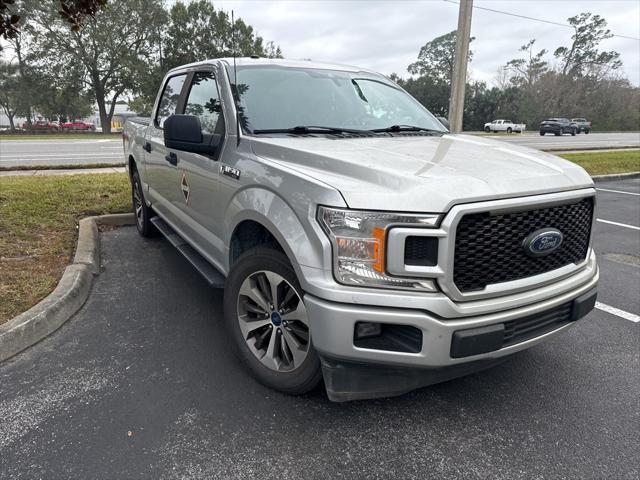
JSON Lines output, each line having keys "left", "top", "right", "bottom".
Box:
{"left": 145, "top": 73, "right": 189, "bottom": 225}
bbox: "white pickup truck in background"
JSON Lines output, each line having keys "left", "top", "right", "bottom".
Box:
{"left": 484, "top": 119, "right": 526, "bottom": 133}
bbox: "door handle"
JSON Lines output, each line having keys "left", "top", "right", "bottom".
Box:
{"left": 165, "top": 152, "right": 178, "bottom": 166}
{"left": 142, "top": 142, "right": 152, "bottom": 153}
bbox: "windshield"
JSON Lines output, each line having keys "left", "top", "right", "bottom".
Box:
{"left": 229, "top": 65, "right": 446, "bottom": 133}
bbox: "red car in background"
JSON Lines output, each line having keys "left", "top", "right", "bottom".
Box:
{"left": 61, "top": 120, "right": 95, "bottom": 131}
{"left": 22, "top": 120, "right": 60, "bottom": 131}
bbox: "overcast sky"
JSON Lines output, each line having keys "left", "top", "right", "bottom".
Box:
{"left": 216, "top": 0, "right": 640, "bottom": 86}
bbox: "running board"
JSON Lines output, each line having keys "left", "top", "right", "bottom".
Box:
{"left": 150, "top": 216, "right": 225, "bottom": 288}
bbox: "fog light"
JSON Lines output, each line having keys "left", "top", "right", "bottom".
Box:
{"left": 355, "top": 322, "right": 382, "bottom": 339}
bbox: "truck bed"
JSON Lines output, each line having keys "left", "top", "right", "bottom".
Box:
{"left": 126, "top": 116, "right": 151, "bottom": 127}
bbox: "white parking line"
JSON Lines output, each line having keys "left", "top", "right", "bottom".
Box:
{"left": 596, "top": 188, "right": 640, "bottom": 197}
{"left": 596, "top": 219, "right": 640, "bottom": 231}
{"left": 595, "top": 302, "right": 640, "bottom": 323}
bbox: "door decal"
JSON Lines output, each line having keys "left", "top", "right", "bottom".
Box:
{"left": 180, "top": 171, "right": 190, "bottom": 205}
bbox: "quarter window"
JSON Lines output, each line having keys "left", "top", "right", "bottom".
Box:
{"left": 155, "top": 74, "right": 187, "bottom": 128}
{"left": 184, "top": 72, "right": 222, "bottom": 135}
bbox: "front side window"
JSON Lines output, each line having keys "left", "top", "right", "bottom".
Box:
{"left": 155, "top": 74, "right": 187, "bottom": 128}
{"left": 230, "top": 66, "right": 445, "bottom": 133}
{"left": 184, "top": 71, "right": 222, "bottom": 135}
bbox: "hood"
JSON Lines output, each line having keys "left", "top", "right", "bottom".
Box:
{"left": 250, "top": 133, "right": 593, "bottom": 212}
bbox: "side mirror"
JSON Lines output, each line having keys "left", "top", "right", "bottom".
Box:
{"left": 436, "top": 116, "right": 450, "bottom": 130}
{"left": 164, "top": 114, "right": 215, "bottom": 154}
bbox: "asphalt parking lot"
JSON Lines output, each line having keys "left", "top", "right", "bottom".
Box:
{"left": 1, "top": 179, "right": 638, "bottom": 480}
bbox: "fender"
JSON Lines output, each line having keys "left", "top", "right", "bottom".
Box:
{"left": 224, "top": 187, "right": 344, "bottom": 288}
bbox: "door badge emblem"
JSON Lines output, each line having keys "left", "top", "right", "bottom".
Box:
{"left": 180, "top": 171, "right": 190, "bottom": 204}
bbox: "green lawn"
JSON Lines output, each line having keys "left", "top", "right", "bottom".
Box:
{"left": 0, "top": 133, "right": 121, "bottom": 141}
{"left": 0, "top": 173, "right": 131, "bottom": 324}
{"left": 0, "top": 162, "right": 124, "bottom": 171}
{"left": 558, "top": 150, "right": 640, "bottom": 175}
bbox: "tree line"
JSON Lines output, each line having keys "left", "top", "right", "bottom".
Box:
{"left": 0, "top": 0, "right": 281, "bottom": 133}
{"left": 1, "top": 3, "right": 637, "bottom": 134}
{"left": 393, "top": 13, "right": 639, "bottom": 131}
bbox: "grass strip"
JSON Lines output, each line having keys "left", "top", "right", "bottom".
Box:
{"left": 558, "top": 150, "right": 640, "bottom": 175}
{"left": 0, "top": 162, "right": 125, "bottom": 172}
{"left": 0, "top": 173, "right": 131, "bottom": 324}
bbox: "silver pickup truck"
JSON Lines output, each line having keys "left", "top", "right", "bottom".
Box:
{"left": 123, "top": 58, "right": 598, "bottom": 401}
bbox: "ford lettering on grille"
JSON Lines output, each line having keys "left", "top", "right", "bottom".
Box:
{"left": 523, "top": 228, "right": 564, "bottom": 257}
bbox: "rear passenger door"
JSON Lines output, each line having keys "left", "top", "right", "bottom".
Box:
{"left": 145, "top": 73, "right": 188, "bottom": 224}
{"left": 174, "top": 68, "right": 228, "bottom": 269}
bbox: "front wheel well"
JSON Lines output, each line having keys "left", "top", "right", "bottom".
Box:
{"left": 128, "top": 155, "right": 137, "bottom": 178}
{"left": 229, "top": 220, "right": 285, "bottom": 266}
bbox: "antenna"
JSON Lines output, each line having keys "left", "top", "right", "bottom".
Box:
{"left": 232, "top": 10, "right": 240, "bottom": 146}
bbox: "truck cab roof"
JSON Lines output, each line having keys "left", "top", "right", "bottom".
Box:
{"left": 168, "top": 57, "right": 380, "bottom": 76}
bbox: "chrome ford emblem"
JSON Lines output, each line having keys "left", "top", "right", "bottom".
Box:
{"left": 523, "top": 228, "right": 563, "bottom": 257}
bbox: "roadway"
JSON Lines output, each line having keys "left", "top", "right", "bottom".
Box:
{"left": 1, "top": 178, "right": 638, "bottom": 479}
{"left": 0, "top": 132, "right": 639, "bottom": 168}
{"left": 487, "top": 131, "right": 640, "bottom": 150}
{"left": 0, "top": 138, "right": 123, "bottom": 168}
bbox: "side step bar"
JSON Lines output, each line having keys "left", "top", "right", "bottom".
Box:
{"left": 150, "top": 216, "right": 226, "bottom": 288}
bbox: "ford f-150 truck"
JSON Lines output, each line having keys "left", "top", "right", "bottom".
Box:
{"left": 123, "top": 58, "right": 598, "bottom": 402}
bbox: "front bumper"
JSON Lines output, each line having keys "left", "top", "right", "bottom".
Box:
{"left": 305, "top": 263, "right": 598, "bottom": 400}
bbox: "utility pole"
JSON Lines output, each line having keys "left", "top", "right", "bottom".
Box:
{"left": 448, "top": 0, "right": 473, "bottom": 133}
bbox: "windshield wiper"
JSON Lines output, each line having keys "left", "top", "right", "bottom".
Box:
{"left": 371, "top": 125, "right": 444, "bottom": 134}
{"left": 252, "top": 125, "right": 373, "bottom": 135}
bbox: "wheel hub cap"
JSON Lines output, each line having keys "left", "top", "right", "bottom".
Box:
{"left": 270, "top": 311, "right": 282, "bottom": 326}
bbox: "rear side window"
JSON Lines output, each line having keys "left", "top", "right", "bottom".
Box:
{"left": 184, "top": 72, "right": 222, "bottom": 135}
{"left": 155, "top": 74, "right": 187, "bottom": 128}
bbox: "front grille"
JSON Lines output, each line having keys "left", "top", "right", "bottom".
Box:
{"left": 503, "top": 302, "right": 572, "bottom": 346}
{"left": 453, "top": 197, "right": 594, "bottom": 292}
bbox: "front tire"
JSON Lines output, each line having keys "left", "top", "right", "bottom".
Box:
{"left": 571, "top": 128, "right": 576, "bottom": 136}
{"left": 484, "top": 126, "right": 490, "bottom": 133}
{"left": 539, "top": 131, "right": 545, "bottom": 136}
{"left": 131, "top": 169, "right": 156, "bottom": 237}
{"left": 224, "top": 247, "right": 322, "bottom": 395}
{"left": 507, "top": 127, "right": 512, "bottom": 134}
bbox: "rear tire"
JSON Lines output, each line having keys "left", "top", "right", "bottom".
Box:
{"left": 539, "top": 131, "right": 545, "bottom": 136}
{"left": 131, "top": 169, "right": 156, "bottom": 237}
{"left": 585, "top": 129, "right": 590, "bottom": 134}
{"left": 555, "top": 129, "right": 561, "bottom": 136}
{"left": 224, "top": 247, "right": 322, "bottom": 395}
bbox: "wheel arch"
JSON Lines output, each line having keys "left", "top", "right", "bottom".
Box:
{"left": 224, "top": 187, "right": 333, "bottom": 283}
{"left": 127, "top": 154, "right": 137, "bottom": 177}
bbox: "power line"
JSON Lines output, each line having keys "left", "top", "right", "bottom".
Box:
{"left": 442, "top": 0, "right": 640, "bottom": 41}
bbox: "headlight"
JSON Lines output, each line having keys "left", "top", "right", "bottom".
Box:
{"left": 317, "top": 206, "right": 440, "bottom": 291}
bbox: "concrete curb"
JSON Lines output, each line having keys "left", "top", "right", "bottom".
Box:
{"left": 592, "top": 171, "right": 640, "bottom": 182}
{"left": 0, "top": 213, "right": 136, "bottom": 363}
